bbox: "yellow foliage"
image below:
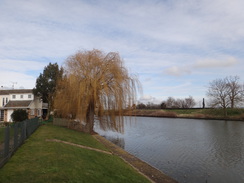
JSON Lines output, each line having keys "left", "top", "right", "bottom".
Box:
{"left": 54, "top": 49, "right": 141, "bottom": 133}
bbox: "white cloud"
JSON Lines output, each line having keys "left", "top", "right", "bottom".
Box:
{"left": 164, "top": 55, "right": 239, "bottom": 77}
{"left": 0, "top": 59, "right": 47, "bottom": 72}
{"left": 0, "top": 59, "right": 47, "bottom": 88}
{"left": 138, "top": 95, "right": 162, "bottom": 104}
{"left": 0, "top": 0, "right": 244, "bottom": 99}
{"left": 0, "top": 71, "right": 36, "bottom": 89}
{"left": 164, "top": 66, "right": 191, "bottom": 76}
{"left": 194, "top": 57, "right": 238, "bottom": 68}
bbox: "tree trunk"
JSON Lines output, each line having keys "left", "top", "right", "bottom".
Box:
{"left": 85, "top": 101, "right": 95, "bottom": 134}
{"left": 231, "top": 99, "right": 234, "bottom": 109}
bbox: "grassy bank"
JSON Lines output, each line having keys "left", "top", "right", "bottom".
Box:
{"left": 127, "top": 108, "right": 244, "bottom": 121}
{"left": 0, "top": 124, "right": 150, "bottom": 183}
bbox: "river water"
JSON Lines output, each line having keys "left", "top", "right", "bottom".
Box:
{"left": 94, "top": 117, "right": 244, "bottom": 183}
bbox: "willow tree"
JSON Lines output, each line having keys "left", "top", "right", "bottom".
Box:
{"left": 54, "top": 49, "right": 140, "bottom": 134}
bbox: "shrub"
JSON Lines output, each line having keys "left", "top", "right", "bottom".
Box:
{"left": 11, "top": 109, "right": 28, "bottom": 122}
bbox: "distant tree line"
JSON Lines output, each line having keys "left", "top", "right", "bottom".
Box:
{"left": 137, "top": 75, "right": 244, "bottom": 113}
{"left": 136, "top": 96, "right": 196, "bottom": 109}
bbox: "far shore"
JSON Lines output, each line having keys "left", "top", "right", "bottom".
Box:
{"left": 123, "top": 108, "right": 244, "bottom": 122}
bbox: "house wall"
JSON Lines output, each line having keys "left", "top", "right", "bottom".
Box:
{"left": 0, "top": 90, "right": 45, "bottom": 122}
{"left": 29, "top": 97, "right": 43, "bottom": 109}
{"left": 29, "top": 97, "right": 43, "bottom": 117}
{"left": 10, "top": 93, "right": 33, "bottom": 101}
{"left": 7, "top": 109, "right": 14, "bottom": 122}
{"left": 0, "top": 95, "right": 9, "bottom": 107}
{"left": 28, "top": 109, "right": 41, "bottom": 118}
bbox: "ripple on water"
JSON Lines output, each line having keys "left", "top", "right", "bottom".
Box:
{"left": 95, "top": 117, "right": 244, "bottom": 183}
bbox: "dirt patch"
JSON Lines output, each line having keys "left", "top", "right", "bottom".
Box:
{"left": 93, "top": 135, "right": 178, "bottom": 183}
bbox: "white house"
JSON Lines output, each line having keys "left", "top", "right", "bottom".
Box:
{"left": 0, "top": 89, "right": 48, "bottom": 122}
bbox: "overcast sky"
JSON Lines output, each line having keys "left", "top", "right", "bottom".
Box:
{"left": 1, "top": 0, "right": 244, "bottom": 106}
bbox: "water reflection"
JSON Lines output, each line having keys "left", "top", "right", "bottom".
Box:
{"left": 95, "top": 117, "right": 244, "bottom": 183}
{"left": 104, "top": 136, "right": 125, "bottom": 149}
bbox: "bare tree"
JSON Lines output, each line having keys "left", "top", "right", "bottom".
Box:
{"left": 207, "top": 76, "right": 244, "bottom": 115}
{"left": 207, "top": 77, "right": 234, "bottom": 116}
{"left": 54, "top": 49, "right": 140, "bottom": 134}
{"left": 225, "top": 76, "right": 244, "bottom": 108}
{"left": 165, "top": 97, "right": 176, "bottom": 108}
{"left": 174, "top": 98, "right": 183, "bottom": 108}
{"left": 163, "top": 96, "right": 196, "bottom": 108}
{"left": 184, "top": 96, "right": 196, "bottom": 108}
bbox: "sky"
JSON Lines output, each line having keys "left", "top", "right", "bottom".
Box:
{"left": 1, "top": 0, "right": 244, "bottom": 106}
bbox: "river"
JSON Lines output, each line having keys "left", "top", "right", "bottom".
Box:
{"left": 94, "top": 117, "right": 244, "bottom": 183}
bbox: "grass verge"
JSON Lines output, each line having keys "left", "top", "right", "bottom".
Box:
{"left": 0, "top": 124, "right": 150, "bottom": 183}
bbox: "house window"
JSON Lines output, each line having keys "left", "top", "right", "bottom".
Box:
{"left": 2, "top": 98, "right": 4, "bottom": 106}
{"left": 6, "top": 98, "right": 8, "bottom": 104}
{"left": 0, "top": 110, "right": 4, "bottom": 121}
{"left": 12, "top": 95, "right": 16, "bottom": 99}
{"left": 20, "top": 95, "right": 23, "bottom": 99}
{"left": 28, "top": 94, "right": 32, "bottom": 99}
{"left": 37, "top": 109, "right": 42, "bottom": 116}
{"left": 30, "top": 109, "right": 35, "bottom": 115}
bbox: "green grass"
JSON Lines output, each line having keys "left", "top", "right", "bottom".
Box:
{"left": 0, "top": 124, "right": 150, "bottom": 183}
{"left": 167, "top": 108, "right": 244, "bottom": 117}
{"left": 133, "top": 108, "right": 244, "bottom": 120}
{"left": 164, "top": 108, "right": 244, "bottom": 119}
{"left": 202, "top": 108, "right": 244, "bottom": 116}
{"left": 164, "top": 109, "right": 201, "bottom": 115}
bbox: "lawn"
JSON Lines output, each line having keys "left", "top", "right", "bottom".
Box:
{"left": 164, "top": 108, "right": 202, "bottom": 115}
{"left": 0, "top": 124, "right": 150, "bottom": 183}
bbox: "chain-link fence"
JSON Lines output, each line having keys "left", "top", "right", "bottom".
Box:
{"left": 0, "top": 117, "right": 40, "bottom": 168}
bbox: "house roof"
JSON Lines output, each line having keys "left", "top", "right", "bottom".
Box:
{"left": 0, "top": 89, "right": 33, "bottom": 95}
{"left": 4, "top": 100, "right": 32, "bottom": 108}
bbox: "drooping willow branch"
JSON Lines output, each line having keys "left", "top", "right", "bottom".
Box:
{"left": 54, "top": 49, "right": 141, "bottom": 133}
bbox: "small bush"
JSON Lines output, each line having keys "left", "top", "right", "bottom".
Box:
{"left": 11, "top": 109, "right": 28, "bottom": 122}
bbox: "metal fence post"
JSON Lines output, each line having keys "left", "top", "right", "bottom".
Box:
{"left": 14, "top": 123, "right": 18, "bottom": 150}
{"left": 4, "top": 126, "right": 10, "bottom": 158}
{"left": 1, "top": 118, "right": 41, "bottom": 169}
{"left": 23, "top": 121, "right": 27, "bottom": 141}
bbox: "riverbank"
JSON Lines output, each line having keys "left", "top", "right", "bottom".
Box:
{"left": 0, "top": 124, "right": 151, "bottom": 183}
{"left": 125, "top": 108, "right": 244, "bottom": 121}
{"left": 94, "top": 134, "right": 178, "bottom": 183}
